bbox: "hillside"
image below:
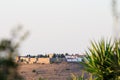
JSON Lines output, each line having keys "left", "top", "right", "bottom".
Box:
{"left": 18, "top": 62, "right": 84, "bottom": 80}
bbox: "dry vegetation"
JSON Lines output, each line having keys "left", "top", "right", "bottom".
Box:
{"left": 17, "top": 62, "right": 84, "bottom": 80}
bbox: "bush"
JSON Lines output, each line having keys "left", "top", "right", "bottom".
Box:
{"left": 39, "top": 77, "right": 47, "bottom": 80}
{"left": 66, "top": 68, "right": 70, "bottom": 70}
{"left": 68, "top": 72, "right": 87, "bottom": 80}
{"left": 32, "top": 69, "right": 36, "bottom": 73}
{"left": 0, "top": 26, "right": 29, "bottom": 80}
{"left": 82, "top": 39, "right": 120, "bottom": 80}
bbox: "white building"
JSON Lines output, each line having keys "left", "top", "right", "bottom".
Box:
{"left": 65, "top": 55, "right": 83, "bottom": 62}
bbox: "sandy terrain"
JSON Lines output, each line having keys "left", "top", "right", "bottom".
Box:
{"left": 17, "top": 62, "right": 84, "bottom": 80}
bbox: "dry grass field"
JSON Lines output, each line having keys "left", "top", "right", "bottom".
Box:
{"left": 17, "top": 62, "right": 84, "bottom": 80}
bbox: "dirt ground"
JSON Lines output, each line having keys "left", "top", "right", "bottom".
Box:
{"left": 17, "top": 62, "right": 84, "bottom": 80}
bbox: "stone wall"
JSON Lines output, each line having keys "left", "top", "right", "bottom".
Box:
{"left": 29, "top": 58, "right": 37, "bottom": 64}
{"left": 37, "top": 58, "right": 50, "bottom": 64}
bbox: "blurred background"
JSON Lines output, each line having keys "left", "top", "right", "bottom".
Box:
{"left": 0, "top": 0, "right": 119, "bottom": 55}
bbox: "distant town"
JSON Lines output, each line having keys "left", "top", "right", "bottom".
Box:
{"left": 16, "top": 53, "right": 86, "bottom": 64}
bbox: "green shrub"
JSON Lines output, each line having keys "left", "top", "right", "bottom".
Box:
{"left": 39, "top": 77, "right": 47, "bottom": 80}
{"left": 82, "top": 39, "right": 120, "bottom": 80}
{"left": 69, "top": 73, "right": 84, "bottom": 80}
{"left": 32, "top": 69, "right": 36, "bottom": 73}
{"left": 66, "top": 68, "right": 70, "bottom": 70}
{"left": 0, "top": 26, "right": 28, "bottom": 80}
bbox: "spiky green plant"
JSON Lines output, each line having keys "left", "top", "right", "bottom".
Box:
{"left": 68, "top": 71, "right": 93, "bottom": 80}
{"left": 69, "top": 73, "right": 84, "bottom": 80}
{"left": 83, "top": 39, "right": 120, "bottom": 80}
{"left": 39, "top": 77, "right": 47, "bottom": 80}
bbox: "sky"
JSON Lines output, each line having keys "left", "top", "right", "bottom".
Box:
{"left": 0, "top": 0, "right": 115, "bottom": 55}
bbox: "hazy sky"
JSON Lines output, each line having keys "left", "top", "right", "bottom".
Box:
{"left": 0, "top": 0, "right": 114, "bottom": 55}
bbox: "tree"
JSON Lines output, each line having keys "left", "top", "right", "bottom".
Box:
{"left": 0, "top": 26, "right": 29, "bottom": 80}
{"left": 65, "top": 53, "right": 69, "bottom": 56}
{"left": 52, "top": 53, "right": 57, "bottom": 58}
{"left": 61, "top": 54, "right": 65, "bottom": 58}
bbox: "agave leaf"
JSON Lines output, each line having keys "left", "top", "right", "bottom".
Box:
{"left": 83, "top": 39, "right": 120, "bottom": 80}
